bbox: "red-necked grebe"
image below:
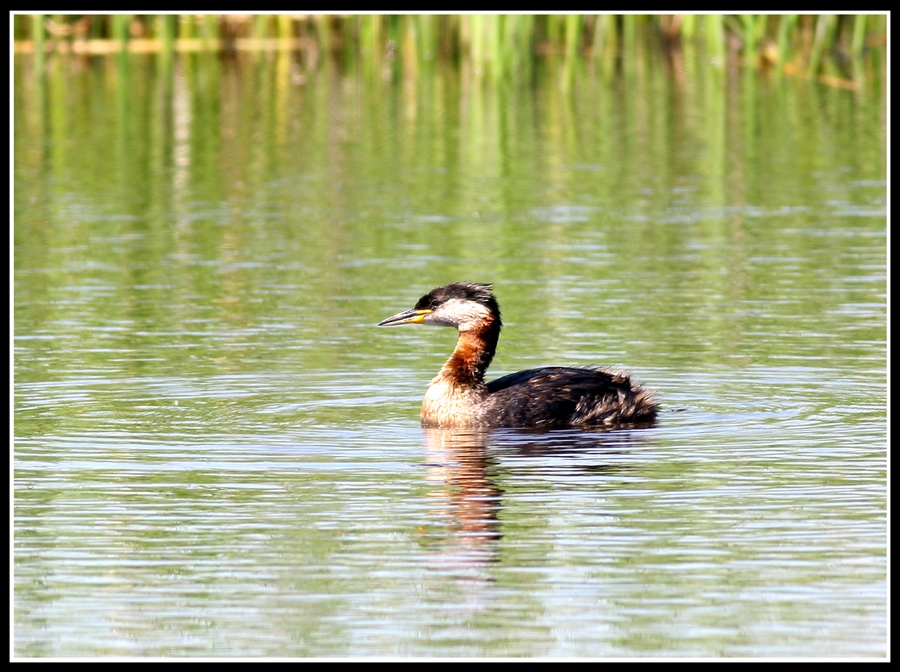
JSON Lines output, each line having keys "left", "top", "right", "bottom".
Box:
{"left": 377, "top": 282, "right": 658, "bottom": 428}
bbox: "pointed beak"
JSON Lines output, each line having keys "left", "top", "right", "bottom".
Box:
{"left": 377, "top": 307, "right": 432, "bottom": 326}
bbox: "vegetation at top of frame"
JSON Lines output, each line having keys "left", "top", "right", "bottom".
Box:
{"left": 13, "top": 14, "right": 887, "bottom": 82}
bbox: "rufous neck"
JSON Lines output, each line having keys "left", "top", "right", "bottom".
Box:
{"left": 439, "top": 318, "right": 499, "bottom": 386}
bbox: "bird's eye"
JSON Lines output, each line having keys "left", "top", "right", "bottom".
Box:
{"left": 430, "top": 299, "right": 442, "bottom": 309}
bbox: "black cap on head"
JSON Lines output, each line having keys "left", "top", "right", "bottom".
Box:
{"left": 415, "top": 282, "right": 500, "bottom": 320}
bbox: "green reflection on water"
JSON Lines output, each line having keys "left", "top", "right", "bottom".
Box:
{"left": 14, "top": 50, "right": 885, "bottom": 437}
{"left": 14, "top": 50, "right": 885, "bottom": 382}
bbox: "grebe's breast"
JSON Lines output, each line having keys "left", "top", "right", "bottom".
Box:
{"left": 420, "top": 375, "right": 488, "bottom": 428}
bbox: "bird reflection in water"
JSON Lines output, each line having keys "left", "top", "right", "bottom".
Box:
{"left": 422, "top": 427, "right": 502, "bottom": 549}
{"left": 419, "top": 425, "right": 654, "bottom": 599}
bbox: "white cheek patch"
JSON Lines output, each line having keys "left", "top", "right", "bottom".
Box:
{"left": 429, "top": 298, "right": 492, "bottom": 330}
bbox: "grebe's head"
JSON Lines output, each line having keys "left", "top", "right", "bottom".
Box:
{"left": 377, "top": 282, "right": 502, "bottom": 332}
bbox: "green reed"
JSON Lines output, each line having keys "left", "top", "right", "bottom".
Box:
{"left": 13, "top": 14, "right": 887, "bottom": 84}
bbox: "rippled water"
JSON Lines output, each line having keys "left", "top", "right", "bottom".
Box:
{"left": 14, "top": 50, "right": 886, "bottom": 658}
{"left": 15, "top": 364, "right": 886, "bottom": 657}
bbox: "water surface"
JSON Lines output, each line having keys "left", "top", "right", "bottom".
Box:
{"left": 13, "top": 50, "right": 886, "bottom": 658}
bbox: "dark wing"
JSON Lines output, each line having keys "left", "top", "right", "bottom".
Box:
{"left": 485, "top": 366, "right": 657, "bottom": 428}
